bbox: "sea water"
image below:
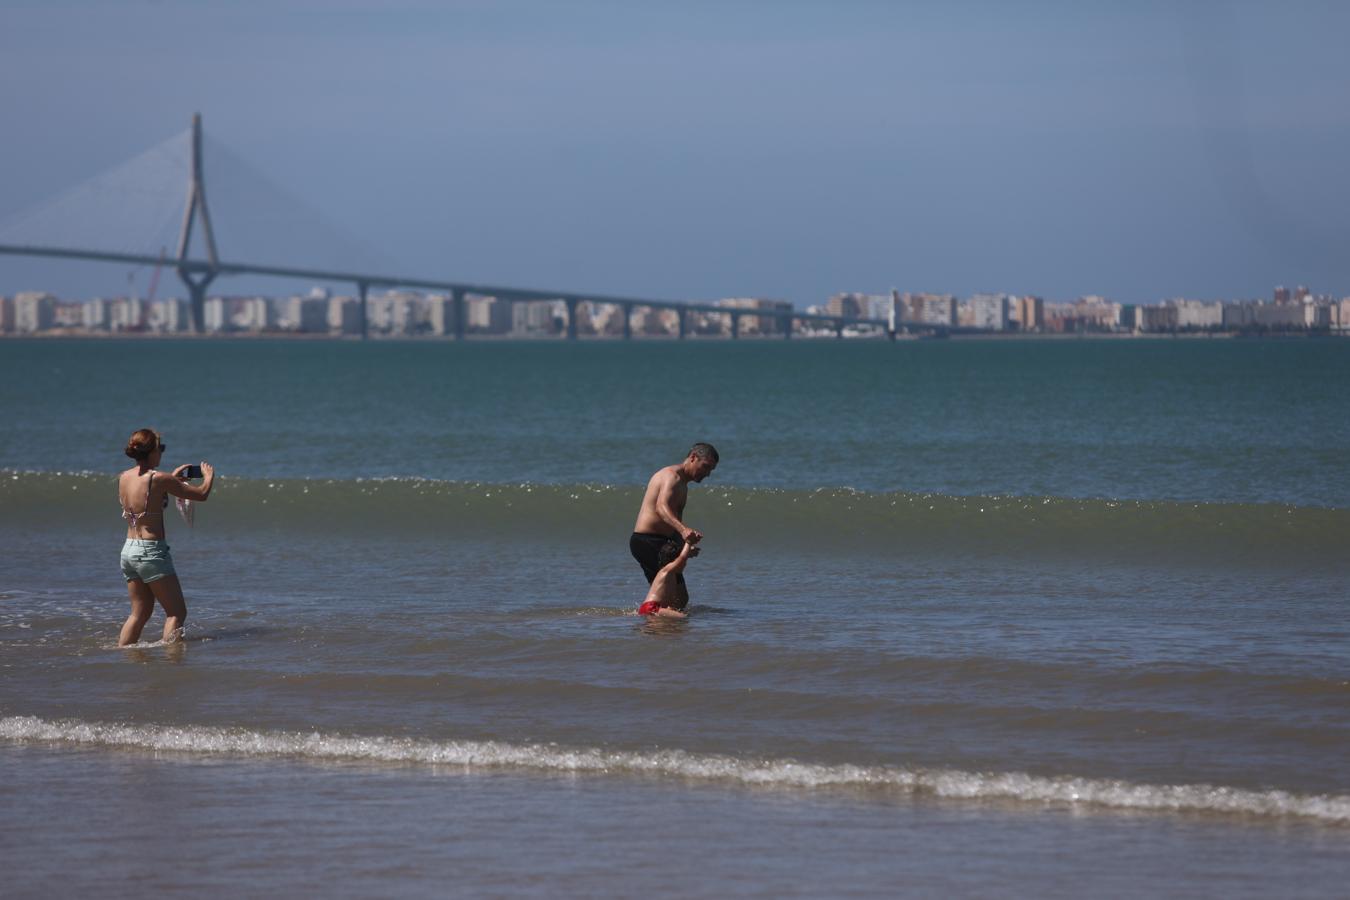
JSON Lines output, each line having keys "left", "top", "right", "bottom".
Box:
{"left": 1, "top": 338, "right": 1347, "bottom": 896}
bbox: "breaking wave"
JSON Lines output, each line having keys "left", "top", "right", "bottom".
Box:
{"left": 3, "top": 715, "right": 1348, "bottom": 824}
{"left": 5, "top": 470, "right": 1346, "bottom": 570}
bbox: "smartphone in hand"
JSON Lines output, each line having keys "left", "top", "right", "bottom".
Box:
{"left": 181, "top": 464, "right": 203, "bottom": 480}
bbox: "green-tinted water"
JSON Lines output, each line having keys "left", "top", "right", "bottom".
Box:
{"left": 3, "top": 337, "right": 1347, "bottom": 504}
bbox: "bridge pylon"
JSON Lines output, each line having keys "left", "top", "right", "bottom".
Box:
{"left": 175, "top": 113, "right": 220, "bottom": 333}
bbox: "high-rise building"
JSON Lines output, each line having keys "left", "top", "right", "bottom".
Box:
{"left": 235, "top": 297, "right": 273, "bottom": 332}
{"left": 204, "top": 297, "right": 227, "bottom": 331}
{"left": 1071, "top": 296, "right": 1122, "bottom": 330}
{"left": 895, "top": 293, "right": 957, "bottom": 327}
{"left": 1170, "top": 299, "right": 1222, "bottom": 329}
{"left": 512, "top": 300, "right": 565, "bottom": 335}
{"left": 368, "top": 290, "right": 425, "bottom": 335}
{"left": 1139, "top": 304, "right": 1179, "bottom": 331}
{"left": 1254, "top": 302, "right": 1306, "bottom": 328}
{"left": 148, "top": 299, "right": 190, "bottom": 332}
{"left": 969, "top": 293, "right": 1011, "bottom": 331}
{"left": 922, "top": 294, "right": 957, "bottom": 327}
{"left": 1018, "top": 296, "right": 1044, "bottom": 332}
{"left": 281, "top": 297, "right": 329, "bottom": 332}
{"left": 466, "top": 295, "right": 513, "bottom": 334}
{"left": 1273, "top": 285, "right": 1291, "bottom": 305}
{"left": 51, "top": 302, "right": 81, "bottom": 328}
{"left": 427, "top": 295, "right": 454, "bottom": 336}
{"left": 83, "top": 298, "right": 108, "bottom": 331}
{"left": 588, "top": 302, "right": 629, "bottom": 336}
{"left": 0, "top": 296, "right": 13, "bottom": 333}
{"left": 1307, "top": 303, "right": 1332, "bottom": 329}
{"left": 1223, "top": 301, "right": 1258, "bottom": 329}
{"left": 632, "top": 306, "right": 678, "bottom": 336}
{"left": 717, "top": 298, "right": 792, "bottom": 335}
{"left": 169, "top": 298, "right": 191, "bottom": 332}
{"left": 956, "top": 300, "right": 976, "bottom": 328}
{"left": 825, "top": 293, "right": 869, "bottom": 319}
{"left": 574, "top": 300, "right": 613, "bottom": 336}
{"left": 366, "top": 295, "right": 393, "bottom": 333}
{"left": 14, "top": 292, "right": 57, "bottom": 333}
{"left": 110, "top": 297, "right": 145, "bottom": 332}
{"left": 328, "top": 296, "right": 362, "bottom": 334}
{"left": 390, "top": 295, "right": 427, "bottom": 335}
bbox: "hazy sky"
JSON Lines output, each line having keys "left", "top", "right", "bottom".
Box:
{"left": 2, "top": 0, "right": 1347, "bottom": 305}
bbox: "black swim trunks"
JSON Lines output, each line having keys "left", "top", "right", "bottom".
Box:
{"left": 629, "top": 532, "right": 686, "bottom": 587}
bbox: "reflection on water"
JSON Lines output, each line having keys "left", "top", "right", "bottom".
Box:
{"left": 638, "top": 616, "right": 691, "bottom": 637}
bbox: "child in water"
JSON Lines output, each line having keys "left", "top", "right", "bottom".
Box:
{"left": 637, "top": 539, "right": 697, "bottom": 619}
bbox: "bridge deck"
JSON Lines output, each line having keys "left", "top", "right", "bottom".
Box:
{"left": 0, "top": 243, "right": 890, "bottom": 331}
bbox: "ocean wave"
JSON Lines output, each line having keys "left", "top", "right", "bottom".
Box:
{"left": 4, "top": 470, "right": 1346, "bottom": 570}
{"left": 3, "top": 714, "right": 1346, "bottom": 824}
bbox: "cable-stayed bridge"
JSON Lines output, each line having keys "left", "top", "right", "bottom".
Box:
{"left": 0, "top": 116, "right": 892, "bottom": 340}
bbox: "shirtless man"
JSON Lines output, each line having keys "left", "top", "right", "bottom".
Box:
{"left": 629, "top": 442, "right": 718, "bottom": 611}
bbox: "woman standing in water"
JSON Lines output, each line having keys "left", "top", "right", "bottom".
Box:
{"left": 117, "top": 428, "right": 215, "bottom": 646}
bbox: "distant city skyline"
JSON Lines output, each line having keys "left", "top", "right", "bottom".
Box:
{"left": 2, "top": 2, "right": 1348, "bottom": 305}
{"left": 5, "top": 285, "right": 1345, "bottom": 340}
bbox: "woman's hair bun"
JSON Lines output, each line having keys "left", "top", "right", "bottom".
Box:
{"left": 125, "top": 428, "right": 159, "bottom": 461}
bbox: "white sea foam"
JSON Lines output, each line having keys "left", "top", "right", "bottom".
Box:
{"left": 3, "top": 714, "right": 1347, "bottom": 823}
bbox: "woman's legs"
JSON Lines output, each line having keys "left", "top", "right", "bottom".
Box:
{"left": 148, "top": 575, "right": 188, "bottom": 643}
{"left": 119, "top": 580, "right": 155, "bottom": 646}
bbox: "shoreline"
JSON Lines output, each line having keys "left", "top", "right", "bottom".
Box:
{"left": 1, "top": 328, "right": 1346, "bottom": 343}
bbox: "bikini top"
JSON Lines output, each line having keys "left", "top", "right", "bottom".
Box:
{"left": 121, "top": 471, "right": 167, "bottom": 526}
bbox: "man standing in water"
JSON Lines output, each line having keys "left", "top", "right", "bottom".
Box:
{"left": 630, "top": 442, "right": 718, "bottom": 612}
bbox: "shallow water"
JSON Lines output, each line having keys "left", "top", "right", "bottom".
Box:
{"left": 2, "top": 338, "right": 1348, "bottom": 894}
{"left": 2, "top": 337, "right": 1348, "bottom": 504}
{"left": 4, "top": 743, "right": 1350, "bottom": 899}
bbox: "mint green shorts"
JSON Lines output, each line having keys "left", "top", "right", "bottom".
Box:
{"left": 120, "top": 539, "right": 177, "bottom": 584}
